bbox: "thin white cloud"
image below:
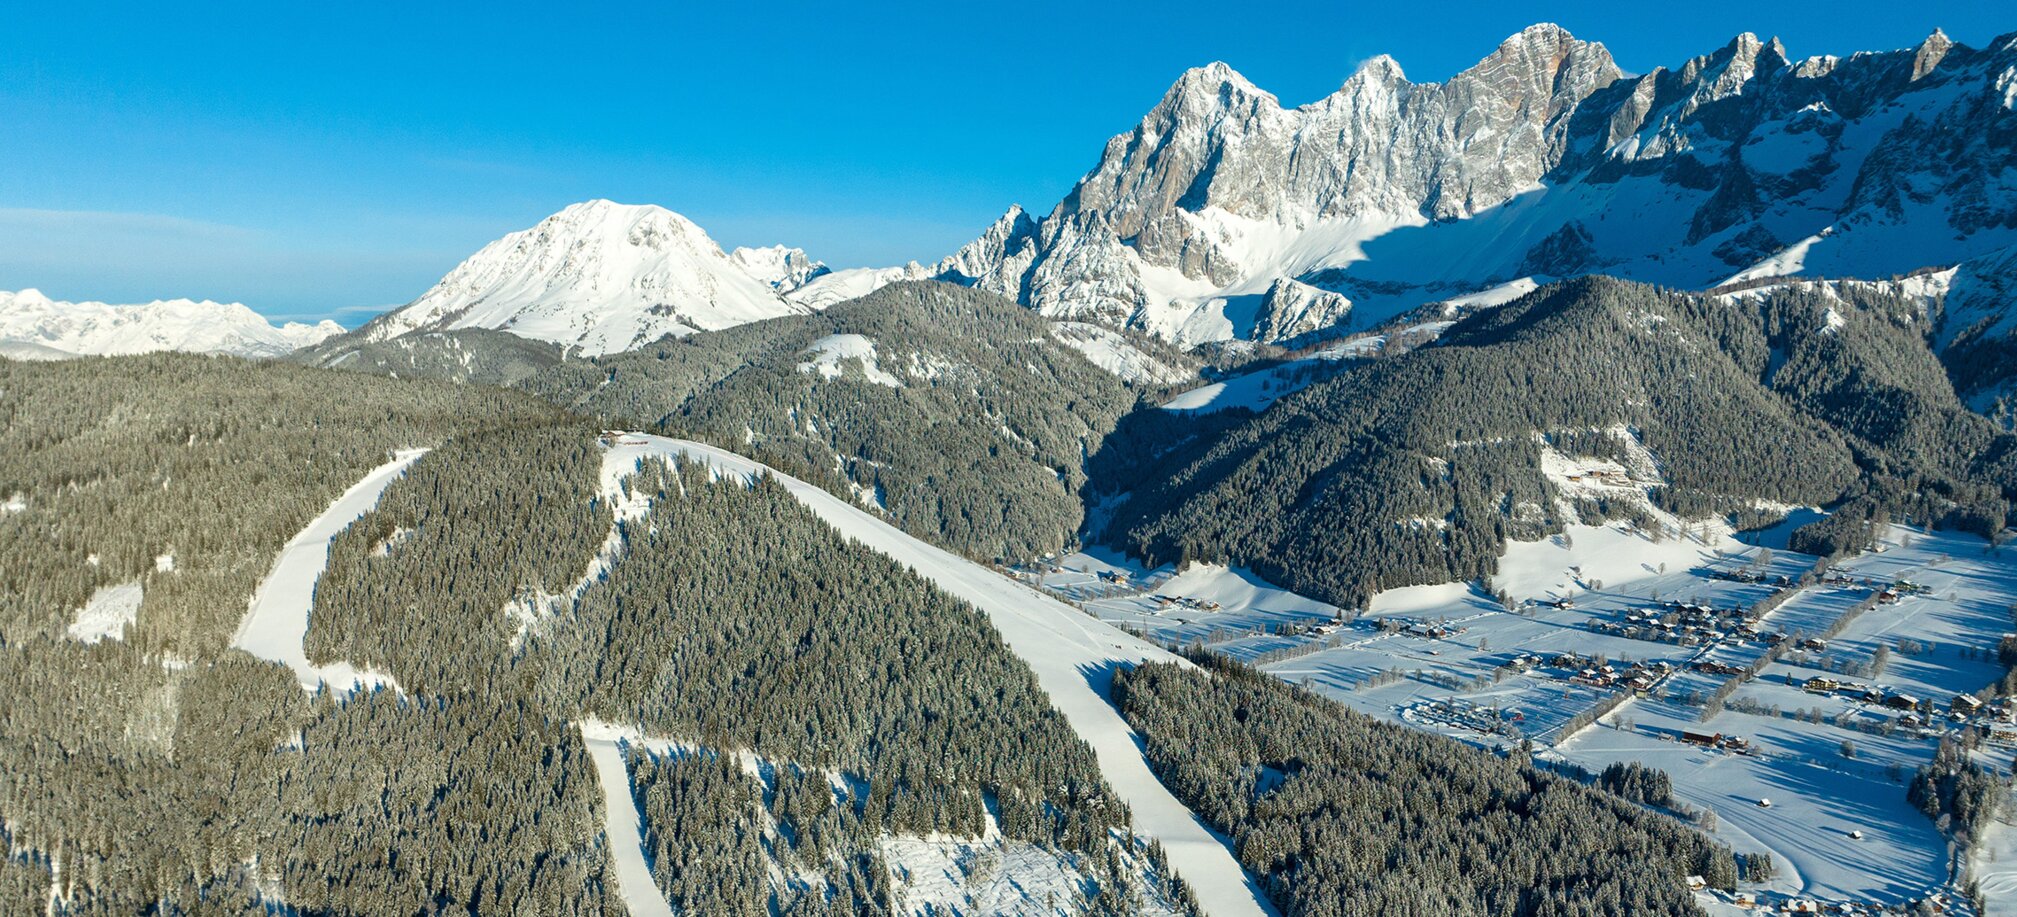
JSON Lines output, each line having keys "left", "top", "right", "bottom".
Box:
{"left": 0, "top": 207, "right": 254, "bottom": 239}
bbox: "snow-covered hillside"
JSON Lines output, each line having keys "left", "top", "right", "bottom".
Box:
{"left": 0, "top": 288, "right": 342, "bottom": 358}
{"left": 360, "top": 200, "right": 814, "bottom": 356}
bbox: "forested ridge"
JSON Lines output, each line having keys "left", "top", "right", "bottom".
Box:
{"left": 312, "top": 281, "right": 1181, "bottom": 561}
{"left": 0, "top": 354, "right": 567, "bottom": 654}
{"left": 1100, "top": 276, "right": 2017, "bottom": 607}
{"left": 0, "top": 352, "right": 1190, "bottom": 913}
{"left": 0, "top": 356, "right": 625, "bottom": 914}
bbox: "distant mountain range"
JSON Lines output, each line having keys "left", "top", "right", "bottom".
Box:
{"left": 7, "top": 24, "right": 2016, "bottom": 362}
{"left": 0, "top": 289, "right": 341, "bottom": 358}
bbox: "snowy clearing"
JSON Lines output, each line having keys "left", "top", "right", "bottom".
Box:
{"left": 798, "top": 333, "right": 903, "bottom": 387}
{"left": 1049, "top": 321, "right": 1189, "bottom": 386}
{"left": 1972, "top": 804, "right": 2017, "bottom": 917}
{"left": 1159, "top": 334, "right": 1386, "bottom": 414}
{"left": 66, "top": 581, "right": 142, "bottom": 644}
{"left": 230, "top": 449, "right": 428, "bottom": 692}
{"left": 601, "top": 434, "right": 1277, "bottom": 917}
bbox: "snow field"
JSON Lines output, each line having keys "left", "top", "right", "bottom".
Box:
{"left": 66, "top": 581, "right": 143, "bottom": 644}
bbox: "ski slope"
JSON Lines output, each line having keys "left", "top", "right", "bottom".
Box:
{"left": 230, "top": 449, "right": 427, "bottom": 692}
{"left": 604, "top": 434, "right": 1277, "bottom": 917}
{"left": 579, "top": 723, "right": 677, "bottom": 917}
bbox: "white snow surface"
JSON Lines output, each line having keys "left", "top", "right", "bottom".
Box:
{"left": 728, "top": 244, "right": 828, "bottom": 293}
{"left": 785, "top": 263, "right": 929, "bottom": 310}
{"left": 66, "top": 581, "right": 143, "bottom": 644}
{"left": 0, "top": 288, "right": 341, "bottom": 358}
{"left": 364, "top": 201, "right": 808, "bottom": 356}
{"left": 1049, "top": 321, "right": 1189, "bottom": 386}
{"left": 797, "top": 334, "right": 903, "bottom": 387}
{"left": 1974, "top": 806, "right": 2017, "bottom": 917}
{"left": 599, "top": 435, "right": 1277, "bottom": 917}
{"left": 230, "top": 449, "right": 428, "bottom": 692}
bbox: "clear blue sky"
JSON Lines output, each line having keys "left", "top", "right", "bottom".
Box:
{"left": 2, "top": 1, "right": 2008, "bottom": 323}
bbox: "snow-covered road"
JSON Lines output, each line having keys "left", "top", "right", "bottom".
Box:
{"left": 231, "top": 449, "right": 427, "bottom": 691}
{"left": 605, "top": 435, "right": 1277, "bottom": 917}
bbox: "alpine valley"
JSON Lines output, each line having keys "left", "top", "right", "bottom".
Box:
{"left": 7, "top": 22, "right": 2017, "bottom": 917}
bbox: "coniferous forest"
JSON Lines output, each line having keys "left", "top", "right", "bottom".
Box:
{"left": 1114, "top": 654, "right": 1737, "bottom": 917}
{"left": 8, "top": 273, "right": 2017, "bottom": 915}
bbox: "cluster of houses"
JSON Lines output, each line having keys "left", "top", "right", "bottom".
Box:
{"left": 594, "top": 430, "right": 649, "bottom": 447}
{"left": 1379, "top": 617, "right": 1468, "bottom": 639}
{"left": 1569, "top": 659, "right": 1673, "bottom": 691}
{"left": 1679, "top": 728, "right": 1753, "bottom": 753}
{"left": 1692, "top": 658, "right": 1749, "bottom": 677}
{"left": 1812, "top": 569, "right": 1929, "bottom": 605}
{"left": 1800, "top": 676, "right": 2017, "bottom": 735}
{"left": 1408, "top": 698, "right": 1525, "bottom": 737}
{"left": 1713, "top": 567, "right": 1795, "bottom": 587}
{"left": 1529, "top": 653, "right": 1675, "bottom": 692}
{"left": 1693, "top": 883, "right": 1913, "bottom": 916}
{"left": 1149, "top": 593, "right": 1221, "bottom": 612}
{"left": 1593, "top": 600, "right": 1783, "bottom": 647}
{"left": 1561, "top": 467, "right": 1632, "bottom": 487}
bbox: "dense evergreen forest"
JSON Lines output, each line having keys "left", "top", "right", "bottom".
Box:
{"left": 306, "top": 425, "right": 611, "bottom": 695}
{"left": 1100, "top": 277, "right": 2017, "bottom": 607}
{"left": 0, "top": 356, "right": 621, "bottom": 913}
{"left": 0, "top": 354, "right": 566, "bottom": 654}
{"left": 522, "top": 460, "right": 1132, "bottom": 849}
{"left": 0, "top": 353, "right": 1189, "bottom": 912}
{"left": 1115, "top": 654, "right": 1736, "bottom": 917}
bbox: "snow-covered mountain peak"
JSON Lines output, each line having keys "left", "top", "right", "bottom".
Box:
{"left": 1168, "top": 61, "right": 1271, "bottom": 102}
{"left": 1343, "top": 54, "right": 1406, "bottom": 87}
{"left": 730, "top": 245, "right": 830, "bottom": 293}
{"left": 360, "top": 199, "right": 808, "bottom": 356}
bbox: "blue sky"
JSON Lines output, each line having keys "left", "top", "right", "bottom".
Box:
{"left": 2, "top": 1, "right": 2009, "bottom": 324}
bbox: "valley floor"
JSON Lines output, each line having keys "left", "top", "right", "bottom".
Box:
{"left": 1018, "top": 520, "right": 2017, "bottom": 912}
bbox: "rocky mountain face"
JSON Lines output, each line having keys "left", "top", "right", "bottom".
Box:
{"left": 0, "top": 288, "right": 342, "bottom": 358}
{"left": 358, "top": 200, "right": 813, "bottom": 356}
{"left": 729, "top": 244, "right": 830, "bottom": 293}
{"left": 929, "top": 24, "right": 2017, "bottom": 346}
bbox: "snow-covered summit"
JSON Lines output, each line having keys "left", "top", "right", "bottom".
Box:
{"left": 0, "top": 288, "right": 342, "bottom": 359}
{"left": 729, "top": 244, "right": 831, "bottom": 293}
{"left": 362, "top": 200, "right": 811, "bottom": 356}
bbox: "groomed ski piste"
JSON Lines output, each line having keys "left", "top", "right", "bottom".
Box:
{"left": 230, "top": 448, "right": 428, "bottom": 692}
{"left": 592, "top": 434, "right": 1278, "bottom": 917}
{"left": 578, "top": 722, "right": 676, "bottom": 917}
